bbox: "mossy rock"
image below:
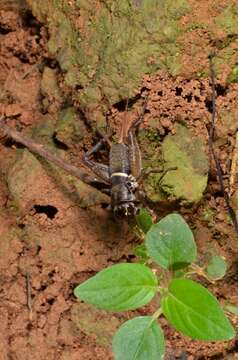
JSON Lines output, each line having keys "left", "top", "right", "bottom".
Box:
{"left": 215, "top": 5, "right": 238, "bottom": 35}
{"left": 27, "top": 0, "right": 189, "bottom": 118}
{"left": 55, "top": 107, "right": 87, "bottom": 147}
{"left": 161, "top": 124, "right": 208, "bottom": 204}
{"left": 145, "top": 124, "right": 208, "bottom": 204}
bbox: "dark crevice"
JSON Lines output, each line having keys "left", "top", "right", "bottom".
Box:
{"left": 22, "top": 10, "right": 42, "bottom": 33}
{"left": 39, "top": 284, "right": 47, "bottom": 291}
{"left": 213, "top": 190, "right": 224, "bottom": 198}
{"left": 175, "top": 87, "right": 183, "bottom": 96}
{"left": 16, "top": 54, "right": 31, "bottom": 64}
{"left": 113, "top": 93, "right": 142, "bottom": 112}
{"left": 75, "top": 84, "right": 84, "bottom": 91}
{"left": 0, "top": 27, "right": 11, "bottom": 35}
{"left": 157, "top": 90, "right": 163, "bottom": 96}
{"left": 184, "top": 93, "right": 193, "bottom": 102}
{"left": 101, "top": 202, "right": 110, "bottom": 209}
{"left": 53, "top": 132, "right": 69, "bottom": 150}
{"left": 43, "top": 58, "right": 59, "bottom": 69}
{"left": 48, "top": 270, "right": 56, "bottom": 278}
{"left": 33, "top": 204, "right": 58, "bottom": 219}
{"left": 36, "top": 245, "right": 41, "bottom": 255}
{"left": 215, "top": 83, "right": 227, "bottom": 96}
{"left": 205, "top": 98, "right": 213, "bottom": 113}
{"left": 3, "top": 137, "right": 24, "bottom": 148}
{"left": 47, "top": 297, "right": 55, "bottom": 305}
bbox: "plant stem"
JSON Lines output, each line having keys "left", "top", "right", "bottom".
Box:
{"left": 152, "top": 307, "right": 163, "bottom": 320}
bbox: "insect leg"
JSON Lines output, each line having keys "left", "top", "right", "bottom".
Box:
{"left": 137, "top": 167, "right": 177, "bottom": 185}
{"left": 127, "top": 130, "right": 142, "bottom": 179}
{"left": 126, "top": 96, "right": 149, "bottom": 179}
{"left": 83, "top": 139, "right": 110, "bottom": 183}
{"left": 0, "top": 118, "right": 110, "bottom": 191}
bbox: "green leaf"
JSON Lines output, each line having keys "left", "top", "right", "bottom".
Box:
{"left": 161, "top": 278, "right": 235, "bottom": 340}
{"left": 134, "top": 244, "right": 149, "bottom": 261}
{"left": 136, "top": 208, "right": 153, "bottom": 234}
{"left": 74, "top": 263, "right": 158, "bottom": 311}
{"left": 205, "top": 255, "right": 227, "bottom": 280}
{"left": 112, "top": 316, "right": 165, "bottom": 360}
{"left": 145, "top": 213, "right": 196, "bottom": 269}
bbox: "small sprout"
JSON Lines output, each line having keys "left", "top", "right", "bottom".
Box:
{"left": 74, "top": 213, "right": 235, "bottom": 359}
{"left": 205, "top": 255, "right": 227, "bottom": 280}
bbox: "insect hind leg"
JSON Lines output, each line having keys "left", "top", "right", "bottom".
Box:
{"left": 83, "top": 138, "right": 110, "bottom": 183}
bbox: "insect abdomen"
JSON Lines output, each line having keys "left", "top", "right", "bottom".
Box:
{"left": 109, "top": 143, "right": 130, "bottom": 176}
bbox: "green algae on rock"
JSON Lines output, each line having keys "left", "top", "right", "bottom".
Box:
{"left": 55, "top": 107, "right": 87, "bottom": 147}
{"left": 160, "top": 124, "right": 208, "bottom": 204}
{"left": 215, "top": 5, "right": 238, "bottom": 36}
{"left": 144, "top": 124, "right": 208, "bottom": 205}
{"left": 27, "top": 0, "right": 189, "bottom": 117}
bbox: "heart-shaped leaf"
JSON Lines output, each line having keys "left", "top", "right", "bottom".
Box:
{"left": 161, "top": 278, "right": 235, "bottom": 340}
{"left": 74, "top": 263, "right": 158, "bottom": 311}
{"left": 145, "top": 213, "right": 196, "bottom": 269}
{"left": 112, "top": 316, "right": 165, "bottom": 360}
{"left": 205, "top": 255, "right": 227, "bottom": 280}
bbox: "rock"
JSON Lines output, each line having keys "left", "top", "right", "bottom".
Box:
{"left": 40, "top": 66, "right": 63, "bottom": 112}
{"left": 55, "top": 107, "right": 87, "bottom": 147}
{"left": 27, "top": 0, "right": 189, "bottom": 117}
{"left": 160, "top": 124, "right": 208, "bottom": 204}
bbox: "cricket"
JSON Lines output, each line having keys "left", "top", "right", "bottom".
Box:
{"left": 0, "top": 100, "right": 148, "bottom": 217}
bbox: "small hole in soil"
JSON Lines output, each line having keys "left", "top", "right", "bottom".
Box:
{"left": 157, "top": 90, "right": 163, "bottom": 96}
{"left": 43, "top": 58, "right": 59, "bottom": 69}
{"left": 33, "top": 205, "right": 58, "bottom": 219}
{"left": 47, "top": 298, "right": 55, "bottom": 305}
{"left": 205, "top": 98, "right": 213, "bottom": 113}
{"left": 175, "top": 87, "right": 183, "bottom": 96}
{"left": 0, "top": 27, "right": 11, "bottom": 35}
{"left": 18, "top": 223, "right": 25, "bottom": 229}
{"left": 48, "top": 270, "right": 56, "bottom": 278}
{"left": 23, "top": 10, "right": 42, "bottom": 30}
{"left": 26, "top": 323, "right": 33, "bottom": 331}
{"left": 75, "top": 84, "right": 83, "bottom": 90}
{"left": 39, "top": 284, "right": 47, "bottom": 291}
{"left": 184, "top": 93, "right": 193, "bottom": 102}
{"left": 36, "top": 245, "right": 41, "bottom": 255}
{"left": 215, "top": 83, "right": 227, "bottom": 96}
{"left": 113, "top": 98, "right": 128, "bottom": 112}
{"left": 113, "top": 94, "right": 141, "bottom": 112}
{"left": 194, "top": 95, "right": 200, "bottom": 102}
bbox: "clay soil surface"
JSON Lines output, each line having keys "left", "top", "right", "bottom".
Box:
{"left": 0, "top": 3, "right": 238, "bottom": 360}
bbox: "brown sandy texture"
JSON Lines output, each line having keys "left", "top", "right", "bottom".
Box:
{"left": 0, "top": 2, "right": 238, "bottom": 360}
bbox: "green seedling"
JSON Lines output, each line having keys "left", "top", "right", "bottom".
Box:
{"left": 74, "top": 210, "right": 235, "bottom": 360}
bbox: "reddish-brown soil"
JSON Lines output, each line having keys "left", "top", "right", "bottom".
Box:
{"left": 0, "top": 3, "right": 238, "bottom": 360}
